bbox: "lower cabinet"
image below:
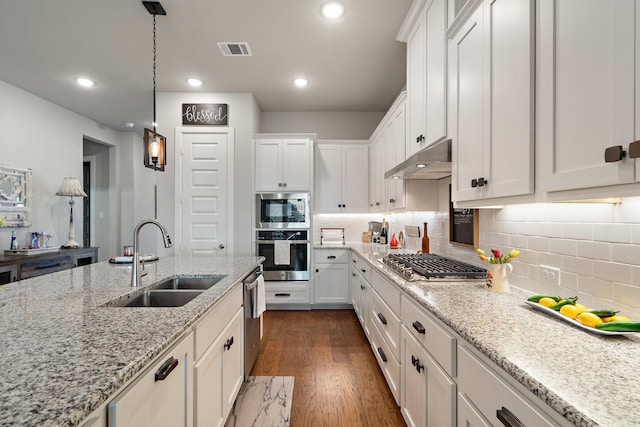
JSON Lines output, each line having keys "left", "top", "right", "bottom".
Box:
{"left": 350, "top": 262, "right": 371, "bottom": 338}
{"left": 194, "top": 308, "right": 244, "bottom": 427}
{"left": 108, "top": 332, "right": 193, "bottom": 427}
{"left": 313, "top": 249, "right": 350, "bottom": 306}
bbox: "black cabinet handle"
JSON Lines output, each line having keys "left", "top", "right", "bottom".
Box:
{"left": 360, "top": 285, "right": 365, "bottom": 290}
{"left": 361, "top": 269, "right": 366, "bottom": 273}
{"left": 412, "top": 321, "right": 426, "bottom": 334}
{"left": 496, "top": 407, "right": 525, "bottom": 427}
{"left": 629, "top": 140, "right": 640, "bottom": 158}
{"left": 471, "top": 178, "right": 478, "bottom": 188}
{"left": 604, "top": 145, "right": 626, "bottom": 162}
{"left": 353, "top": 259, "right": 357, "bottom": 263}
{"left": 377, "top": 347, "right": 387, "bottom": 363}
{"left": 411, "top": 355, "right": 424, "bottom": 373}
{"left": 316, "top": 269, "right": 319, "bottom": 272}
{"left": 377, "top": 312, "right": 387, "bottom": 325}
{"left": 477, "top": 177, "right": 488, "bottom": 187}
{"left": 327, "top": 255, "right": 336, "bottom": 259}
{"left": 224, "top": 336, "right": 234, "bottom": 351}
{"left": 155, "top": 357, "right": 179, "bottom": 381}
{"left": 352, "top": 273, "right": 356, "bottom": 277}
{"left": 275, "top": 293, "right": 291, "bottom": 297}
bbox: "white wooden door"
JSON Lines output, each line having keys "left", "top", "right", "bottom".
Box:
{"left": 314, "top": 263, "right": 349, "bottom": 304}
{"left": 194, "top": 332, "right": 224, "bottom": 427}
{"left": 457, "top": 393, "right": 491, "bottom": 427}
{"left": 314, "top": 144, "right": 343, "bottom": 212}
{"left": 176, "top": 128, "right": 233, "bottom": 256}
{"left": 281, "top": 138, "right": 311, "bottom": 191}
{"left": 342, "top": 145, "right": 369, "bottom": 212}
{"left": 406, "top": 6, "right": 426, "bottom": 158}
{"left": 539, "top": 0, "right": 637, "bottom": 191}
{"left": 425, "top": 0, "right": 448, "bottom": 147}
{"left": 374, "top": 133, "right": 386, "bottom": 211}
{"left": 255, "top": 139, "right": 283, "bottom": 191}
{"left": 424, "top": 351, "right": 456, "bottom": 426}
{"left": 401, "top": 329, "right": 427, "bottom": 427}
{"left": 386, "top": 102, "right": 406, "bottom": 210}
{"left": 221, "top": 309, "right": 244, "bottom": 416}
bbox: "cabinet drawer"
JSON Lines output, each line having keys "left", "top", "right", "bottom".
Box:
{"left": 401, "top": 294, "right": 456, "bottom": 377}
{"left": 370, "top": 318, "right": 400, "bottom": 405}
{"left": 265, "top": 283, "right": 310, "bottom": 304}
{"left": 314, "top": 249, "right": 349, "bottom": 264}
{"left": 458, "top": 345, "right": 557, "bottom": 427}
{"left": 20, "top": 255, "right": 73, "bottom": 278}
{"left": 351, "top": 254, "right": 372, "bottom": 283}
{"left": 371, "top": 289, "right": 401, "bottom": 362}
{"left": 371, "top": 270, "right": 400, "bottom": 314}
{"left": 193, "top": 285, "right": 242, "bottom": 361}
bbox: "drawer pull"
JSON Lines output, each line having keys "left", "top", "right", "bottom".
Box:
{"left": 154, "top": 357, "right": 179, "bottom": 381}
{"left": 604, "top": 145, "right": 626, "bottom": 162}
{"left": 224, "top": 336, "right": 234, "bottom": 351}
{"left": 361, "top": 269, "right": 366, "bottom": 273}
{"left": 377, "top": 347, "right": 387, "bottom": 363}
{"left": 412, "top": 321, "right": 426, "bottom": 334}
{"left": 360, "top": 285, "right": 365, "bottom": 291}
{"left": 377, "top": 312, "right": 387, "bottom": 325}
{"left": 275, "top": 293, "right": 291, "bottom": 297}
{"left": 496, "top": 407, "right": 525, "bottom": 427}
{"left": 327, "top": 255, "right": 337, "bottom": 259}
{"left": 411, "top": 355, "right": 424, "bottom": 373}
{"left": 352, "top": 273, "right": 356, "bottom": 277}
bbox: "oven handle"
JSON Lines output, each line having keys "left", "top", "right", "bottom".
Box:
{"left": 256, "top": 240, "right": 311, "bottom": 244}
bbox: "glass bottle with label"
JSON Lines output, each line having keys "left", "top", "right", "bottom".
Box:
{"left": 380, "top": 218, "right": 388, "bottom": 245}
{"left": 421, "top": 222, "right": 430, "bottom": 253}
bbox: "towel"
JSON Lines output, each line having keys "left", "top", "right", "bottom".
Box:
{"left": 252, "top": 275, "right": 266, "bottom": 318}
{"left": 274, "top": 240, "right": 291, "bottom": 265}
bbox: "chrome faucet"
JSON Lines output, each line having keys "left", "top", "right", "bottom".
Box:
{"left": 131, "top": 219, "right": 172, "bottom": 287}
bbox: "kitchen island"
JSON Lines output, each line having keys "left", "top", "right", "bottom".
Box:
{"left": 0, "top": 255, "right": 263, "bottom": 426}
{"left": 340, "top": 243, "right": 640, "bottom": 427}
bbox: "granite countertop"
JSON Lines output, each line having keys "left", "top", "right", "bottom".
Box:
{"left": 346, "top": 243, "right": 640, "bottom": 427}
{"left": 0, "top": 255, "right": 263, "bottom": 427}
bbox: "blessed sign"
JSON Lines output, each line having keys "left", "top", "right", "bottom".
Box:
{"left": 182, "top": 103, "right": 228, "bottom": 125}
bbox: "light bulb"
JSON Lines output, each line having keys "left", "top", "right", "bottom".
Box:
{"left": 150, "top": 140, "right": 160, "bottom": 157}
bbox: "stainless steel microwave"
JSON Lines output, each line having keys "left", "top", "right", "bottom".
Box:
{"left": 256, "top": 193, "right": 310, "bottom": 229}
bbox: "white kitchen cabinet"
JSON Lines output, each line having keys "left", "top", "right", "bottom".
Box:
{"left": 350, "top": 254, "right": 372, "bottom": 338}
{"left": 370, "top": 132, "right": 387, "bottom": 212}
{"left": 194, "top": 308, "right": 244, "bottom": 427}
{"left": 457, "top": 393, "right": 491, "bottom": 427}
{"left": 403, "top": 0, "right": 448, "bottom": 158}
{"left": 314, "top": 143, "right": 369, "bottom": 213}
{"left": 385, "top": 99, "right": 406, "bottom": 210}
{"left": 254, "top": 136, "right": 312, "bottom": 192}
{"left": 449, "top": 0, "right": 534, "bottom": 203}
{"left": 108, "top": 333, "right": 193, "bottom": 427}
{"left": 314, "top": 249, "right": 350, "bottom": 305}
{"left": 538, "top": 0, "right": 640, "bottom": 192}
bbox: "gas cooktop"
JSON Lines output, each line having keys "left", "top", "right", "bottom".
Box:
{"left": 381, "top": 253, "right": 486, "bottom": 282}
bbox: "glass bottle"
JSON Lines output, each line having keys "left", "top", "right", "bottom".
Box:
{"left": 380, "top": 218, "right": 388, "bottom": 245}
{"left": 421, "top": 222, "right": 430, "bottom": 254}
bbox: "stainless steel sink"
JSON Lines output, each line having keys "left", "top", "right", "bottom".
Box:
{"left": 113, "top": 290, "right": 203, "bottom": 307}
{"left": 152, "top": 276, "right": 226, "bottom": 291}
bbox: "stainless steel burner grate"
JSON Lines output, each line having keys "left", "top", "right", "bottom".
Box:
{"left": 387, "top": 253, "right": 486, "bottom": 280}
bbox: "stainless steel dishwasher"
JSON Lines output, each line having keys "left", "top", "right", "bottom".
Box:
{"left": 243, "top": 266, "right": 263, "bottom": 376}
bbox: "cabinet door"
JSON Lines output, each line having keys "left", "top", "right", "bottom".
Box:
{"left": 424, "top": 350, "right": 456, "bottom": 426}
{"left": 342, "top": 145, "right": 369, "bottom": 212}
{"left": 457, "top": 393, "right": 491, "bottom": 427}
{"left": 281, "top": 139, "right": 311, "bottom": 191}
{"left": 315, "top": 144, "right": 343, "bottom": 212}
{"left": 401, "top": 329, "right": 426, "bottom": 427}
{"left": 255, "top": 139, "right": 283, "bottom": 191}
{"left": 425, "top": 0, "right": 448, "bottom": 147}
{"left": 221, "top": 309, "right": 244, "bottom": 416}
{"left": 386, "top": 103, "right": 406, "bottom": 210}
{"left": 314, "top": 263, "right": 349, "bottom": 304}
{"left": 109, "top": 334, "right": 192, "bottom": 427}
{"left": 374, "top": 133, "right": 386, "bottom": 211}
{"left": 450, "top": 6, "right": 485, "bottom": 202}
{"left": 406, "top": 6, "right": 427, "bottom": 158}
{"left": 539, "top": 0, "right": 638, "bottom": 191}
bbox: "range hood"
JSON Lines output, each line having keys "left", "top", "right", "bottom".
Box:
{"left": 385, "top": 138, "right": 452, "bottom": 180}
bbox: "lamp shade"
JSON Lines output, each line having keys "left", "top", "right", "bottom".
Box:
{"left": 144, "top": 128, "right": 166, "bottom": 171}
{"left": 55, "top": 177, "right": 88, "bottom": 198}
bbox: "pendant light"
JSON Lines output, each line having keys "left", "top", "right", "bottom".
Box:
{"left": 143, "top": 1, "right": 166, "bottom": 171}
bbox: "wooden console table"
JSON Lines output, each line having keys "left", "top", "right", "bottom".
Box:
{"left": 0, "top": 247, "right": 98, "bottom": 284}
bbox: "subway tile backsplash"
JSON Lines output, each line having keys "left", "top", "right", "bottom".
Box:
{"left": 314, "top": 197, "right": 640, "bottom": 318}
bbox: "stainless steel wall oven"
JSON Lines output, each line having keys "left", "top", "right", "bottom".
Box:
{"left": 256, "top": 230, "right": 310, "bottom": 281}
{"left": 256, "top": 193, "right": 310, "bottom": 229}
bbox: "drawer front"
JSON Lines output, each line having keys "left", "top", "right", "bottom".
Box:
{"left": 351, "top": 254, "right": 372, "bottom": 283}
{"left": 371, "top": 270, "right": 400, "bottom": 314}
{"left": 371, "top": 289, "right": 401, "bottom": 361}
{"left": 401, "top": 295, "right": 456, "bottom": 377}
{"left": 265, "top": 283, "right": 310, "bottom": 304}
{"left": 458, "top": 345, "right": 557, "bottom": 427}
{"left": 370, "top": 318, "right": 400, "bottom": 405}
{"left": 314, "top": 249, "right": 349, "bottom": 264}
{"left": 20, "top": 255, "right": 73, "bottom": 278}
{"left": 194, "top": 285, "right": 242, "bottom": 360}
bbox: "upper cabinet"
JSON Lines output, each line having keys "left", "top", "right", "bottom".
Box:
{"left": 403, "top": 0, "right": 448, "bottom": 158}
{"left": 254, "top": 135, "right": 313, "bottom": 192}
{"left": 538, "top": 0, "right": 640, "bottom": 192}
{"left": 315, "top": 142, "right": 369, "bottom": 213}
{"left": 448, "top": 0, "right": 534, "bottom": 203}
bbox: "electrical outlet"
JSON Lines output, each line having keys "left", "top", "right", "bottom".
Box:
{"left": 540, "top": 265, "right": 560, "bottom": 286}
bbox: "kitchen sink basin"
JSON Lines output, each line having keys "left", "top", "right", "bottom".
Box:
{"left": 152, "top": 275, "right": 226, "bottom": 291}
{"left": 112, "top": 290, "right": 203, "bottom": 307}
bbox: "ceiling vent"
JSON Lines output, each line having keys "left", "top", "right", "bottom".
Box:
{"left": 217, "top": 42, "right": 252, "bottom": 56}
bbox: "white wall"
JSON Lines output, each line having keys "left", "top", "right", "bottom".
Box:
{"left": 0, "top": 80, "right": 131, "bottom": 258}
{"left": 155, "top": 92, "right": 260, "bottom": 257}
{"left": 261, "top": 111, "right": 384, "bottom": 140}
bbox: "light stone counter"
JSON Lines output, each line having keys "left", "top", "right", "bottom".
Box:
{"left": 0, "top": 255, "right": 263, "bottom": 427}
{"left": 340, "top": 242, "right": 640, "bottom": 427}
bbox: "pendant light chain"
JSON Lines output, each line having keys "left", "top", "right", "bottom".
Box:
{"left": 152, "top": 13, "right": 157, "bottom": 132}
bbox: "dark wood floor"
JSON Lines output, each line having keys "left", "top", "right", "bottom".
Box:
{"left": 251, "top": 310, "right": 406, "bottom": 427}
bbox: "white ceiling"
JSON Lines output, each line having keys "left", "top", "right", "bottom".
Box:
{"left": 0, "top": 0, "right": 412, "bottom": 133}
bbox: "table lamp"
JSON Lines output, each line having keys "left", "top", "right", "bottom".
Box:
{"left": 55, "top": 177, "right": 88, "bottom": 248}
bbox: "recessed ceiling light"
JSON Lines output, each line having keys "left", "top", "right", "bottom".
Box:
{"left": 416, "top": 163, "right": 427, "bottom": 168}
{"left": 186, "top": 78, "right": 203, "bottom": 87}
{"left": 293, "top": 78, "right": 309, "bottom": 87}
{"left": 75, "top": 77, "right": 95, "bottom": 88}
{"left": 321, "top": 1, "right": 345, "bottom": 18}
{"left": 392, "top": 176, "right": 400, "bottom": 180}
{"left": 124, "top": 122, "right": 135, "bottom": 128}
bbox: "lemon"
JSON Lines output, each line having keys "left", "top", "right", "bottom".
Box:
{"left": 603, "top": 315, "right": 632, "bottom": 323}
{"left": 538, "top": 297, "right": 557, "bottom": 308}
{"left": 577, "top": 312, "right": 603, "bottom": 328}
{"left": 574, "top": 303, "right": 587, "bottom": 314}
{"left": 559, "top": 304, "right": 581, "bottom": 319}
